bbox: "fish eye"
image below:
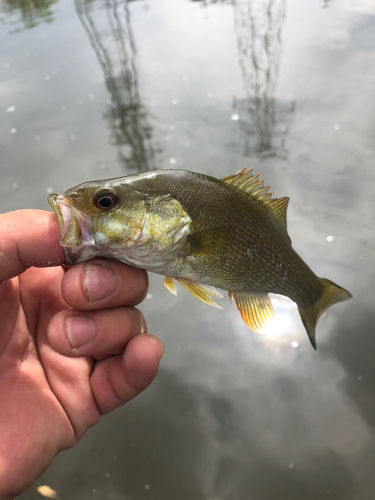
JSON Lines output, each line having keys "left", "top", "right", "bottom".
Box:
{"left": 93, "top": 189, "right": 118, "bottom": 210}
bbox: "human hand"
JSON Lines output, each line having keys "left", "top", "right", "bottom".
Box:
{"left": 0, "top": 210, "right": 164, "bottom": 499}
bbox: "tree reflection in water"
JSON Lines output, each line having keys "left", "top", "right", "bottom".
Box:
{"left": 75, "top": 0, "right": 160, "bottom": 173}
{"left": 190, "top": 0, "right": 295, "bottom": 159}
{"left": 232, "top": 0, "right": 295, "bottom": 158}
{"left": 0, "top": 0, "right": 57, "bottom": 31}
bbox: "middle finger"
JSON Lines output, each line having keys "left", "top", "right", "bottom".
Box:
{"left": 48, "top": 306, "right": 146, "bottom": 360}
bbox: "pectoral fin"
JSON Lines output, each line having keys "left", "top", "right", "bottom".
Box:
{"left": 164, "top": 276, "right": 179, "bottom": 295}
{"left": 229, "top": 292, "right": 274, "bottom": 333}
{"left": 164, "top": 276, "right": 223, "bottom": 309}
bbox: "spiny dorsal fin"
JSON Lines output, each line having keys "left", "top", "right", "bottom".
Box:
{"left": 221, "top": 168, "right": 273, "bottom": 202}
{"left": 221, "top": 168, "right": 289, "bottom": 235}
{"left": 229, "top": 292, "right": 274, "bottom": 333}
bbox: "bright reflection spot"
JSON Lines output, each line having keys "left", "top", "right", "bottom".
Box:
{"left": 358, "top": 375, "right": 364, "bottom": 381}
{"left": 327, "top": 235, "right": 334, "bottom": 242}
{"left": 45, "top": 75, "right": 50, "bottom": 81}
{"left": 234, "top": 295, "right": 303, "bottom": 349}
{"left": 6, "top": 106, "right": 15, "bottom": 113}
{"left": 12, "top": 183, "right": 19, "bottom": 189}
{"left": 10, "top": 128, "right": 17, "bottom": 134}
{"left": 207, "top": 91, "right": 213, "bottom": 97}
{"left": 46, "top": 187, "right": 54, "bottom": 194}
{"left": 257, "top": 297, "right": 295, "bottom": 337}
{"left": 232, "top": 294, "right": 304, "bottom": 349}
{"left": 334, "top": 124, "right": 340, "bottom": 130}
{"left": 231, "top": 113, "right": 240, "bottom": 121}
{"left": 144, "top": 484, "right": 151, "bottom": 490}
{"left": 35, "top": 135, "right": 41, "bottom": 141}
{"left": 171, "top": 98, "right": 179, "bottom": 105}
{"left": 165, "top": 135, "right": 171, "bottom": 141}
{"left": 169, "top": 157, "right": 177, "bottom": 164}
{"left": 289, "top": 463, "right": 295, "bottom": 469}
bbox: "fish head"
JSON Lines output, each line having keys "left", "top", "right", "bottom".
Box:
{"left": 48, "top": 178, "right": 192, "bottom": 267}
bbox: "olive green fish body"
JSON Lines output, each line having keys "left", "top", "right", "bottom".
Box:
{"left": 116, "top": 170, "right": 321, "bottom": 305}
{"left": 48, "top": 168, "right": 351, "bottom": 348}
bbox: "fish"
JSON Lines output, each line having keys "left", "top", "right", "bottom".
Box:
{"left": 48, "top": 168, "right": 352, "bottom": 348}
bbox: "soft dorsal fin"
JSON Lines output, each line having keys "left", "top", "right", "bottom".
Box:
{"left": 221, "top": 168, "right": 289, "bottom": 235}
{"left": 264, "top": 196, "right": 289, "bottom": 232}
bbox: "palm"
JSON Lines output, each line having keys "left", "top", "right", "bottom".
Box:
{"left": 0, "top": 266, "right": 96, "bottom": 493}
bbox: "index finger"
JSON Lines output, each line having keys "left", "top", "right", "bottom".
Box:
{"left": 0, "top": 210, "right": 65, "bottom": 281}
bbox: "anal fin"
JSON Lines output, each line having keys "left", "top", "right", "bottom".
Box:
{"left": 229, "top": 292, "right": 274, "bottom": 333}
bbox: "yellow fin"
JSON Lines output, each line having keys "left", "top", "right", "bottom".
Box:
{"left": 221, "top": 168, "right": 273, "bottom": 202}
{"left": 222, "top": 168, "right": 290, "bottom": 237}
{"left": 264, "top": 196, "right": 289, "bottom": 232}
{"left": 164, "top": 276, "right": 179, "bottom": 296}
{"left": 229, "top": 292, "right": 274, "bottom": 333}
{"left": 298, "top": 277, "right": 352, "bottom": 349}
{"left": 179, "top": 278, "right": 223, "bottom": 309}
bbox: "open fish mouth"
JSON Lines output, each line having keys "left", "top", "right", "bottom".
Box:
{"left": 48, "top": 194, "right": 83, "bottom": 248}
{"left": 48, "top": 194, "right": 95, "bottom": 264}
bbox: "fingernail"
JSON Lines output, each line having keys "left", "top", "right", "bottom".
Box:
{"left": 66, "top": 315, "right": 97, "bottom": 348}
{"left": 140, "top": 313, "right": 147, "bottom": 335}
{"left": 147, "top": 336, "right": 165, "bottom": 359}
{"left": 84, "top": 262, "right": 116, "bottom": 302}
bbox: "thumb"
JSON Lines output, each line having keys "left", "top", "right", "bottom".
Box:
{"left": 0, "top": 210, "right": 65, "bottom": 282}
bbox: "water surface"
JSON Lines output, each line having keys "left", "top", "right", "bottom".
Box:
{"left": 1, "top": 0, "right": 375, "bottom": 498}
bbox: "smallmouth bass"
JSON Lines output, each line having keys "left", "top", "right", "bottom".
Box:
{"left": 48, "top": 168, "right": 352, "bottom": 348}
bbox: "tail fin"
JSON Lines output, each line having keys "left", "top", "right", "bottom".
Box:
{"left": 298, "top": 278, "right": 352, "bottom": 349}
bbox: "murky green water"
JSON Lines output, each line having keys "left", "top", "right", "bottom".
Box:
{"left": 1, "top": 0, "right": 375, "bottom": 498}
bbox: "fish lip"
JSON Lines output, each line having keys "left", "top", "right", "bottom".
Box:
{"left": 48, "top": 193, "right": 97, "bottom": 265}
{"left": 48, "top": 194, "right": 81, "bottom": 247}
{"left": 48, "top": 194, "right": 65, "bottom": 234}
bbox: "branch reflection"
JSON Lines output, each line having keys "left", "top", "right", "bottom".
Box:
{"left": 0, "top": 0, "right": 58, "bottom": 31}
{"left": 75, "top": 0, "right": 160, "bottom": 173}
{"left": 232, "top": 0, "right": 294, "bottom": 158}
